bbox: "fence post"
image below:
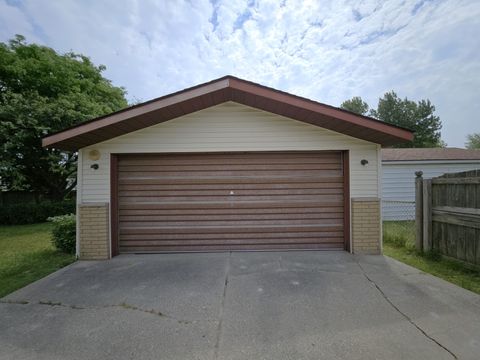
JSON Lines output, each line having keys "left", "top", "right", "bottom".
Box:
{"left": 415, "top": 171, "right": 423, "bottom": 252}
{"left": 422, "top": 179, "right": 432, "bottom": 252}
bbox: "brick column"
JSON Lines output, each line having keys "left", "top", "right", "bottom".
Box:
{"left": 78, "top": 203, "right": 110, "bottom": 259}
{"left": 351, "top": 198, "right": 381, "bottom": 254}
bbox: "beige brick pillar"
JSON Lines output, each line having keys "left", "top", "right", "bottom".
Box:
{"left": 351, "top": 198, "right": 381, "bottom": 254}
{"left": 78, "top": 203, "right": 110, "bottom": 260}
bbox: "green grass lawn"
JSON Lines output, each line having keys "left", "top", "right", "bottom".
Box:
{"left": 383, "top": 221, "right": 480, "bottom": 295}
{"left": 0, "top": 222, "right": 76, "bottom": 298}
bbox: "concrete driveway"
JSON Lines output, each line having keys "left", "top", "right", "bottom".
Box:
{"left": 1, "top": 252, "right": 479, "bottom": 360}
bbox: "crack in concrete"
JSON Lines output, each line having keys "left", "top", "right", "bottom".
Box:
{"left": 214, "top": 251, "right": 231, "bottom": 360}
{"left": 0, "top": 299, "right": 29, "bottom": 305}
{"left": 117, "top": 302, "right": 165, "bottom": 317}
{"left": 356, "top": 261, "right": 458, "bottom": 359}
{"left": 0, "top": 299, "right": 211, "bottom": 324}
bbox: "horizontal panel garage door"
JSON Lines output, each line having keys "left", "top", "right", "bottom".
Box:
{"left": 116, "top": 152, "right": 346, "bottom": 253}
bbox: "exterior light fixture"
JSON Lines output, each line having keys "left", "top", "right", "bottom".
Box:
{"left": 90, "top": 163, "right": 99, "bottom": 170}
{"left": 88, "top": 149, "right": 101, "bottom": 160}
{"left": 360, "top": 159, "right": 369, "bottom": 166}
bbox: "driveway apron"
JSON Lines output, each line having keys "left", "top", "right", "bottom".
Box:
{"left": 1, "top": 252, "right": 479, "bottom": 360}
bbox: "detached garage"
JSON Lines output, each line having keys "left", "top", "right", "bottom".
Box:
{"left": 43, "top": 76, "right": 413, "bottom": 259}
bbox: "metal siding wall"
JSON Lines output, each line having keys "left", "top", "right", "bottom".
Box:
{"left": 382, "top": 162, "right": 480, "bottom": 220}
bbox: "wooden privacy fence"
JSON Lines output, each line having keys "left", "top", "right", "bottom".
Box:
{"left": 416, "top": 169, "right": 480, "bottom": 266}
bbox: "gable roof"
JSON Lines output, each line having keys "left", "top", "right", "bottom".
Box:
{"left": 382, "top": 148, "right": 480, "bottom": 162}
{"left": 42, "top": 75, "right": 413, "bottom": 151}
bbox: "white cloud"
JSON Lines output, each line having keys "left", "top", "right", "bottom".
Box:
{"left": 0, "top": 1, "right": 39, "bottom": 41}
{"left": 0, "top": 0, "right": 479, "bottom": 146}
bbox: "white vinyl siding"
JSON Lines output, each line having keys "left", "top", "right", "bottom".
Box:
{"left": 382, "top": 161, "right": 480, "bottom": 220}
{"left": 79, "top": 102, "right": 380, "bottom": 203}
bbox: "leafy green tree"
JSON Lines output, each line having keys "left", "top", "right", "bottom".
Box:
{"left": 369, "top": 91, "right": 442, "bottom": 148}
{"left": 340, "top": 96, "right": 370, "bottom": 115}
{"left": 465, "top": 133, "right": 480, "bottom": 149}
{"left": 0, "top": 35, "right": 128, "bottom": 200}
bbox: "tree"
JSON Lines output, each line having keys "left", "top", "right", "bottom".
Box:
{"left": 465, "top": 133, "right": 480, "bottom": 149}
{"left": 340, "top": 96, "right": 370, "bottom": 115}
{"left": 369, "top": 91, "right": 442, "bottom": 148}
{"left": 0, "top": 35, "right": 128, "bottom": 200}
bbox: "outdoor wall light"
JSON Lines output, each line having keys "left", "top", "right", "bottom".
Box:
{"left": 90, "top": 163, "right": 99, "bottom": 170}
{"left": 88, "top": 149, "right": 101, "bottom": 160}
{"left": 360, "top": 159, "right": 369, "bottom": 166}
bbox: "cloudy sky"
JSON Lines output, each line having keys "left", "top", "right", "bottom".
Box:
{"left": 1, "top": 0, "right": 479, "bottom": 147}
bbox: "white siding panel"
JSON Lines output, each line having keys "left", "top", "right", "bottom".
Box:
{"left": 80, "top": 102, "right": 379, "bottom": 203}
{"left": 382, "top": 161, "right": 480, "bottom": 220}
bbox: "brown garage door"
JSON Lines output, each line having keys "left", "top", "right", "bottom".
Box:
{"left": 115, "top": 151, "right": 347, "bottom": 253}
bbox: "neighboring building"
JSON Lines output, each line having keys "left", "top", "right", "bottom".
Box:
{"left": 382, "top": 148, "right": 480, "bottom": 220}
{"left": 43, "top": 76, "right": 412, "bottom": 259}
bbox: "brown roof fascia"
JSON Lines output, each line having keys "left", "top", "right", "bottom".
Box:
{"left": 42, "top": 78, "right": 230, "bottom": 148}
{"left": 228, "top": 77, "right": 413, "bottom": 142}
{"left": 42, "top": 75, "right": 413, "bottom": 150}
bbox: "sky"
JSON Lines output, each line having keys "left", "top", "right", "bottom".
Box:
{"left": 1, "top": 0, "right": 479, "bottom": 147}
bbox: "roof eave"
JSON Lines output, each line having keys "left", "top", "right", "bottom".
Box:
{"left": 42, "top": 76, "right": 414, "bottom": 151}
